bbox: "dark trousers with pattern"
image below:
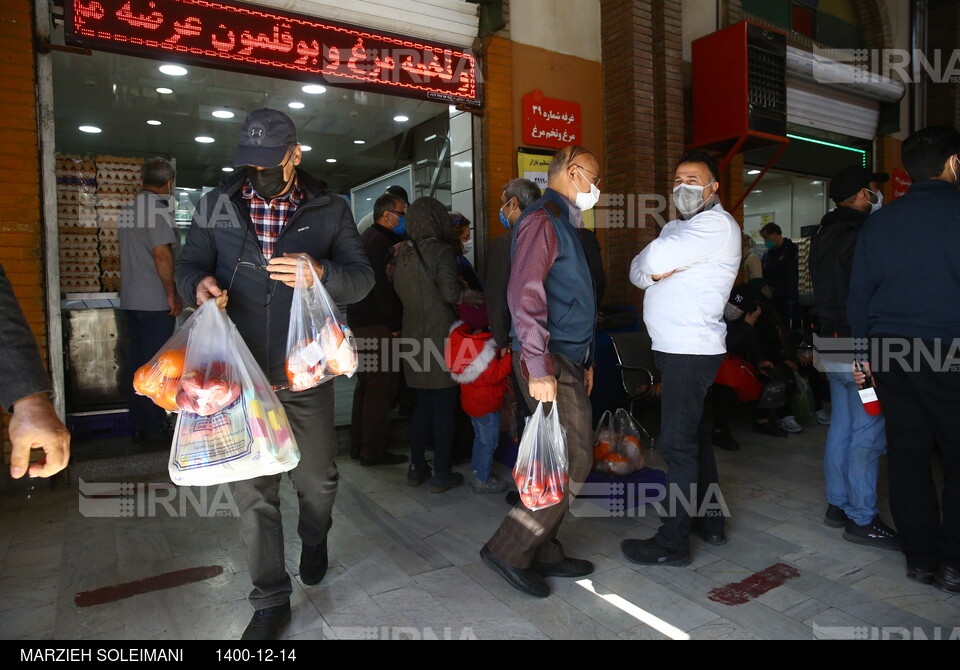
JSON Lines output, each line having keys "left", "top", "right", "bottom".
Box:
{"left": 485, "top": 354, "right": 593, "bottom": 568}
{"left": 232, "top": 381, "right": 339, "bottom": 609}
{"left": 350, "top": 326, "right": 400, "bottom": 459}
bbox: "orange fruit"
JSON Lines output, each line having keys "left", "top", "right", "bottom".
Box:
{"left": 157, "top": 349, "right": 186, "bottom": 379}
{"left": 155, "top": 377, "right": 180, "bottom": 412}
{"left": 133, "top": 363, "right": 162, "bottom": 397}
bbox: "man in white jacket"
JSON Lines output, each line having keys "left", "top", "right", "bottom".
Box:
{"left": 621, "top": 151, "right": 741, "bottom": 566}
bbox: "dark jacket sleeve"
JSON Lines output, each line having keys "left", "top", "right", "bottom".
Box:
{"left": 317, "top": 203, "right": 375, "bottom": 305}
{"left": 847, "top": 230, "right": 873, "bottom": 340}
{"left": 484, "top": 234, "right": 512, "bottom": 348}
{"left": 0, "top": 264, "right": 52, "bottom": 411}
{"left": 578, "top": 228, "right": 607, "bottom": 307}
{"left": 175, "top": 193, "right": 220, "bottom": 307}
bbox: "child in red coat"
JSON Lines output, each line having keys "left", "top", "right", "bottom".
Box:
{"left": 446, "top": 321, "right": 512, "bottom": 493}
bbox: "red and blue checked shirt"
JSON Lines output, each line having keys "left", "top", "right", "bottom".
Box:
{"left": 242, "top": 178, "right": 304, "bottom": 261}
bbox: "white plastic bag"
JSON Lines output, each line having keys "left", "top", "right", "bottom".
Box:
{"left": 512, "top": 401, "right": 568, "bottom": 511}
{"left": 285, "top": 258, "right": 358, "bottom": 391}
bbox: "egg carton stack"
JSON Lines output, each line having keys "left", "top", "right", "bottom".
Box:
{"left": 796, "top": 236, "right": 813, "bottom": 294}
{"left": 96, "top": 155, "right": 143, "bottom": 293}
{"left": 56, "top": 153, "right": 101, "bottom": 293}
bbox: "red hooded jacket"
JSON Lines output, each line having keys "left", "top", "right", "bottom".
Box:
{"left": 445, "top": 322, "right": 512, "bottom": 418}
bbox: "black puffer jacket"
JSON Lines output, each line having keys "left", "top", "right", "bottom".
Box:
{"left": 809, "top": 206, "right": 869, "bottom": 337}
{"left": 176, "top": 168, "right": 374, "bottom": 386}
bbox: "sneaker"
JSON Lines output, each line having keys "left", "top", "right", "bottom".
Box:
{"left": 299, "top": 539, "right": 328, "bottom": 586}
{"left": 241, "top": 601, "right": 291, "bottom": 640}
{"left": 778, "top": 416, "right": 804, "bottom": 433}
{"left": 621, "top": 537, "right": 690, "bottom": 567}
{"left": 753, "top": 420, "right": 788, "bottom": 438}
{"left": 429, "top": 471, "right": 464, "bottom": 493}
{"left": 823, "top": 504, "right": 849, "bottom": 528}
{"left": 711, "top": 429, "right": 740, "bottom": 452}
{"left": 407, "top": 462, "right": 432, "bottom": 487}
{"left": 843, "top": 516, "right": 901, "bottom": 551}
{"left": 471, "top": 474, "right": 509, "bottom": 494}
{"left": 815, "top": 409, "right": 831, "bottom": 426}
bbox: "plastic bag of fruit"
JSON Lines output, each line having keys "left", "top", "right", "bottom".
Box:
{"left": 133, "top": 325, "right": 191, "bottom": 413}
{"left": 172, "top": 298, "right": 242, "bottom": 416}
{"left": 169, "top": 315, "right": 300, "bottom": 486}
{"left": 512, "top": 401, "right": 568, "bottom": 511}
{"left": 592, "top": 410, "right": 616, "bottom": 471}
{"left": 614, "top": 408, "right": 645, "bottom": 471}
{"left": 285, "top": 257, "right": 358, "bottom": 391}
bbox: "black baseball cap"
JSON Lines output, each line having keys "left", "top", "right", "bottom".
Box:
{"left": 234, "top": 108, "right": 298, "bottom": 168}
{"left": 829, "top": 165, "right": 889, "bottom": 203}
{"left": 729, "top": 284, "right": 756, "bottom": 314}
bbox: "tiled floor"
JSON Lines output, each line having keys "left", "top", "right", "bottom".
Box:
{"left": 2, "top": 405, "right": 959, "bottom": 641}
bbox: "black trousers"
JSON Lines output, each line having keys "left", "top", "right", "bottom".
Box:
{"left": 872, "top": 336, "right": 960, "bottom": 571}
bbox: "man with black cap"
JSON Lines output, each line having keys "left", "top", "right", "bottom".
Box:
{"left": 176, "top": 109, "right": 374, "bottom": 639}
{"left": 809, "top": 164, "right": 898, "bottom": 551}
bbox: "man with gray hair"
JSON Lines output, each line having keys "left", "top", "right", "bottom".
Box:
{"left": 119, "top": 156, "right": 182, "bottom": 444}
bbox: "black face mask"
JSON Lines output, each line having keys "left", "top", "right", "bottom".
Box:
{"left": 249, "top": 157, "right": 293, "bottom": 199}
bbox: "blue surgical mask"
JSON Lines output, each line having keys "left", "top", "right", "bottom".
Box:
{"left": 764, "top": 240, "right": 776, "bottom": 250}
{"left": 394, "top": 215, "right": 406, "bottom": 236}
{"left": 499, "top": 207, "right": 511, "bottom": 229}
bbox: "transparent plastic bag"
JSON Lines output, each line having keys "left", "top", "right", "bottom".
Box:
{"left": 132, "top": 319, "right": 192, "bottom": 413}
{"left": 169, "top": 320, "right": 300, "bottom": 487}
{"left": 614, "top": 408, "right": 645, "bottom": 472}
{"left": 592, "top": 410, "right": 616, "bottom": 471}
{"left": 513, "top": 401, "right": 568, "bottom": 511}
{"left": 285, "top": 258, "right": 358, "bottom": 391}
{"left": 176, "top": 300, "right": 241, "bottom": 416}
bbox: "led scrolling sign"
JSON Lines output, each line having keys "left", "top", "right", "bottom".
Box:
{"left": 66, "top": 0, "right": 481, "bottom": 107}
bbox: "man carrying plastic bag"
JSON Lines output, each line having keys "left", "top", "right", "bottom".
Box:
{"left": 176, "top": 109, "right": 373, "bottom": 640}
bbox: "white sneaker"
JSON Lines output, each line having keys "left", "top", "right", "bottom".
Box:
{"left": 779, "top": 416, "right": 804, "bottom": 433}
{"left": 816, "top": 409, "right": 831, "bottom": 425}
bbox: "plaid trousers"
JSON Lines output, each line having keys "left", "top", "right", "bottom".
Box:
{"left": 485, "top": 354, "right": 593, "bottom": 568}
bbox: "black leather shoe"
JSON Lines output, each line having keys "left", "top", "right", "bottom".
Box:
{"left": 533, "top": 557, "right": 594, "bottom": 578}
{"left": 621, "top": 537, "right": 691, "bottom": 566}
{"left": 824, "top": 504, "right": 849, "bottom": 528}
{"left": 480, "top": 546, "right": 549, "bottom": 598}
{"left": 906, "top": 566, "right": 935, "bottom": 586}
{"left": 691, "top": 524, "right": 727, "bottom": 546}
{"left": 241, "top": 601, "right": 291, "bottom": 640}
{"left": 711, "top": 430, "right": 740, "bottom": 452}
{"left": 934, "top": 565, "right": 960, "bottom": 593}
{"left": 299, "top": 539, "right": 328, "bottom": 586}
{"left": 361, "top": 452, "right": 408, "bottom": 467}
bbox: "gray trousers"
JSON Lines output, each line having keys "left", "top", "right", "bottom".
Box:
{"left": 231, "top": 381, "right": 339, "bottom": 608}
{"left": 486, "top": 354, "right": 593, "bottom": 568}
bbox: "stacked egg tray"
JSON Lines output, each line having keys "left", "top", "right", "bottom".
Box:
{"left": 796, "top": 237, "right": 813, "bottom": 294}
{"left": 96, "top": 156, "right": 142, "bottom": 293}
{"left": 56, "top": 153, "right": 100, "bottom": 293}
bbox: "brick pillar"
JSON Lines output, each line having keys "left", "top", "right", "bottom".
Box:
{"left": 601, "top": 0, "right": 685, "bottom": 309}
{"left": 480, "top": 35, "right": 514, "bottom": 245}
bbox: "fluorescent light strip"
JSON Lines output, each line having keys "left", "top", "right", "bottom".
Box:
{"left": 786, "top": 134, "right": 868, "bottom": 168}
{"left": 575, "top": 579, "right": 691, "bottom": 641}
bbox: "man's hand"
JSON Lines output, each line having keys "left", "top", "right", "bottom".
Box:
{"left": 8, "top": 393, "right": 70, "bottom": 479}
{"left": 528, "top": 375, "right": 557, "bottom": 403}
{"left": 744, "top": 306, "right": 762, "bottom": 327}
{"left": 651, "top": 270, "right": 677, "bottom": 281}
{"left": 196, "top": 276, "right": 223, "bottom": 305}
{"left": 267, "top": 253, "right": 324, "bottom": 288}
{"left": 852, "top": 360, "right": 870, "bottom": 387}
{"left": 167, "top": 293, "right": 183, "bottom": 317}
{"left": 584, "top": 366, "right": 594, "bottom": 396}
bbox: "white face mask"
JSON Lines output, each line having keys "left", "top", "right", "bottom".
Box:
{"left": 461, "top": 239, "right": 474, "bottom": 255}
{"left": 572, "top": 167, "right": 601, "bottom": 211}
{"left": 866, "top": 188, "right": 883, "bottom": 214}
{"left": 724, "top": 303, "right": 744, "bottom": 322}
{"left": 673, "top": 182, "right": 714, "bottom": 215}
{"left": 951, "top": 156, "right": 959, "bottom": 186}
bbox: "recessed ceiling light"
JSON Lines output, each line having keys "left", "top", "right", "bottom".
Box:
{"left": 159, "top": 64, "right": 188, "bottom": 76}
{"left": 393, "top": 115, "right": 409, "bottom": 123}
{"left": 302, "top": 85, "right": 326, "bottom": 94}
{"left": 300, "top": 145, "right": 312, "bottom": 152}
{"left": 212, "top": 110, "right": 235, "bottom": 119}
{"left": 195, "top": 136, "right": 215, "bottom": 143}
{"left": 811, "top": 180, "right": 822, "bottom": 185}
{"left": 78, "top": 125, "right": 101, "bottom": 133}
{"left": 354, "top": 139, "right": 366, "bottom": 145}
{"left": 288, "top": 101, "right": 305, "bottom": 109}
{"left": 222, "top": 167, "right": 234, "bottom": 172}
{"left": 747, "top": 169, "right": 761, "bottom": 175}
{"left": 156, "top": 87, "right": 173, "bottom": 94}
{"left": 326, "top": 158, "right": 337, "bottom": 163}
{"left": 366, "top": 197, "right": 372, "bottom": 201}
{"left": 146, "top": 119, "right": 161, "bottom": 126}
{"left": 753, "top": 190, "right": 763, "bottom": 193}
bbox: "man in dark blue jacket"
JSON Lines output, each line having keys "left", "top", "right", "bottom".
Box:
{"left": 848, "top": 125, "right": 960, "bottom": 593}
{"left": 177, "top": 109, "right": 373, "bottom": 639}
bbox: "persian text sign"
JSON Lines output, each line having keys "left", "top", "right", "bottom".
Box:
{"left": 66, "top": 0, "right": 480, "bottom": 107}
{"left": 890, "top": 167, "right": 912, "bottom": 201}
{"left": 522, "top": 90, "right": 581, "bottom": 149}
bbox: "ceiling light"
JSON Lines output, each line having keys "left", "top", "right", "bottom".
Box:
{"left": 195, "top": 136, "right": 215, "bottom": 143}
{"left": 222, "top": 167, "right": 234, "bottom": 172}
{"left": 300, "top": 145, "right": 312, "bottom": 152}
{"left": 146, "top": 119, "right": 161, "bottom": 126}
{"left": 747, "top": 169, "right": 761, "bottom": 175}
{"left": 354, "top": 140, "right": 366, "bottom": 145}
{"left": 811, "top": 180, "right": 822, "bottom": 185}
{"left": 212, "top": 110, "right": 235, "bottom": 119}
{"left": 394, "top": 115, "right": 409, "bottom": 123}
{"left": 159, "top": 64, "right": 188, "bottom": 76}
{"left": 302, "top": 85, "right": 326, "bottom": 94}
{"left": 288, "top": 101, "right": 305, "bottom": 109}
{"left": 78, "top": 125, "right": 101, "bottom": 133}
{"left": 326, "top": 158, "right": 337, "bottom": 163}
{"left": 156, "top": 87, "right": 173, "bottom": 94}
{"left": 366, "top": 197, "right": 372, "bottom": 201}
{"left": 424, "top": 134, "right": 437, "bottom": 142}
{"left": 752, "top": 189, "right": 763, "bottom": 193}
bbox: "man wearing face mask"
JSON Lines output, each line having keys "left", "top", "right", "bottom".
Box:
{"left": 119, "top": 157, "right": 183, "bottom": 444}
{"left": 623, "top": 150, "right": 741, "bottom": 565}
{"left": 848, "top": 125, "right": 960, "bottom": 592}
{"left": 176, "top": 108, "right": 374, "bottom": 639}
{"left": 809, "top": 165, "right": 896, "bottom": 548}
{"left": 759, "top": 222, "right": 799, "bottom": 329}
{"left": 480, "top": 146, "right": 599, "bottom": 598}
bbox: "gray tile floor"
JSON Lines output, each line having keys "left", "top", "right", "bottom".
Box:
{"left": 2, "top": 405, "right": 959, "bottom": 641}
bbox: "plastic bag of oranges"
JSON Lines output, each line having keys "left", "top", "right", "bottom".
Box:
{"left": 614, "top": 408, "right": 646, "bottom": 471}
{"left": 285, "top": 257, "right": 358, "bottom": 391}
{"left": 133, "top": 323, "right": 190, "bottom": 412}
{"left": 592, "top": 410, "right": 616, "bottom": 468}
{"left": 512, "top": 401, "right": 568, "bottom": 511}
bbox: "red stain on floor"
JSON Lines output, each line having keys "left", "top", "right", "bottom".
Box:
{"left": 707, "top": 563, "right": 801, "bottom": 605}
{"left": 75, "top": 566, "right": 224, "bottom": 607}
